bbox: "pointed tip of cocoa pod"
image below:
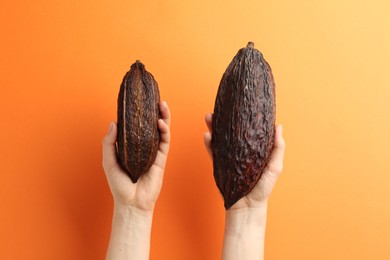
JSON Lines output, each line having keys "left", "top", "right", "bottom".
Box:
{"left": 247, "top": 42, "right": 254, "bottom": 48}
{"left": 134, "top": 60, "right": 143, "bottom": 66}
{"left": 132, "top": 60, "right": 145, "bottom": 70}
{"left": 224, "top": 195, "right": 240, "bottom": 210}
{"left": 224, "top": 201, "right": 234, "bottom": 210}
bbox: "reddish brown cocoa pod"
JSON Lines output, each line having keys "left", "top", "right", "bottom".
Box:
{"left": 117, "top": 60, "right": 161, "bottom": 183}
{"left": 212, "top": 42, "right": 276, "bottom": 209}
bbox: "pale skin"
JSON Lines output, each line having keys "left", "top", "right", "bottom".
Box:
{"left": 204, "top": 113, "right": 286, "bottom": 260}
{"left": 102, "top": 102, "right": 285, "bottom": 260}
{"left": 102, "top": 101, "right": 171, "bottom": 260}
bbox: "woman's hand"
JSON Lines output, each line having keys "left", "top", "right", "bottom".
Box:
{"left": 204, "top": 113, "right": 285, "bottom": 260}
{"left": 102, "top": 101, "right": 171, "bottom": 213}
{"left": 103, "top": 101, "right": 170, "bottom": 260}
{"left": 203, "top": 113, "right": 286, "bottom": 210}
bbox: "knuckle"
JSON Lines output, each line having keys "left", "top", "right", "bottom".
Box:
{"left": 278, "top": 138, "right": 286, "bottom": 150}
{"left": 282, "top": 138, "right": 286, "bottom": 147}
{"left": 102, "top": 135, "right": 109, "bottom": 146}
{"left": 268, "top": 161, "right": 284, "bottom": 175}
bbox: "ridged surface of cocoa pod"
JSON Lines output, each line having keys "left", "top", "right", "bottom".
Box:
{"left": 212, "top": 42, "right": 276, "bottom": 209}
{"left": 117, "top": 60, "right": 161, "bottom": 183}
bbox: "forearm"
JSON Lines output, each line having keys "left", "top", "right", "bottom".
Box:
{"left": 106, "top": 204, "right": 154, "bottom": 260}
{"left": 222, "top": 205, "right": 268, "bottom": 260}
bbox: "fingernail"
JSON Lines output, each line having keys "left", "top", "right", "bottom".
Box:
{"left": 279, "top": 124, "right": 283, "bottom": 135}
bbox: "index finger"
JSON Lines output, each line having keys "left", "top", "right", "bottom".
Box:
{"left": 205, "top": 113, "right": 213, "bottom": 132}
{"left": 159, "top": 101, "right": 171, "bottom": 127}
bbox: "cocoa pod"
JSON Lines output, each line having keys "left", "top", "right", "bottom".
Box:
{"left": 212, "top": 42, "right": 276, "bottom": 209}
{"left": 117, "top": 60, "right": 161, "bottom": 183}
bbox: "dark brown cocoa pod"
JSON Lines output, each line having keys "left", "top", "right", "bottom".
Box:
{"left": 117, "top": 60, "right": 161, "bottom": 183}
{"left": 212, "top": 42, "right": 276, "bottom": 209}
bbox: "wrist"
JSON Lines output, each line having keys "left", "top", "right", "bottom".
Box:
{"left": 113, "top": 203, "right": 155, "bottom": 221}
{"left": 106, "top": 202, "right": 154, "bottom": 260}
{"left": 225, "top": 204, "right": 268, "bottom": 239}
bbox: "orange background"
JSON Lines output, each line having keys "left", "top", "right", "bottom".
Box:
{"left": 1, "top": 0, "right": 390, "bottom": 259}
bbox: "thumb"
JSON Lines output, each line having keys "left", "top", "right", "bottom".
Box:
{"left": 102, "top": 122, "right": 120, "bottom": 174}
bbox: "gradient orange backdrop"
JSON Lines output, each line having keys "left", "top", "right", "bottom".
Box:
{"left": 1, "top": 0, "right": 390, "bottom": 259}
